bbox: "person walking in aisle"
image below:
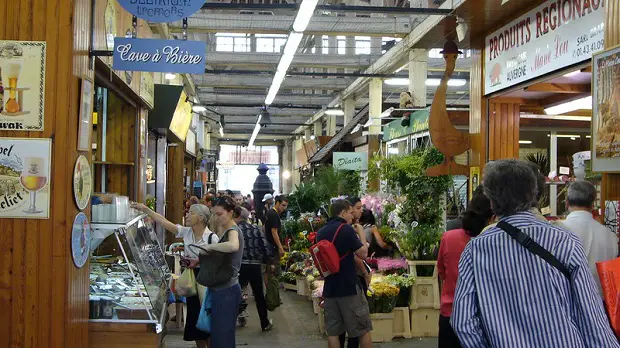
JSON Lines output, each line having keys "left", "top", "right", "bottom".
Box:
{"left": 562, "top": 180, "right": 618, "bottom": 295}
{"left": 264, "top": 195, "right": 288, "bottom": 266}
{"left": 131, "top": 203, "right": 217, "bottom": 348}
{"left": 451, "top": 159, "right": 618, "bottom": 348}
{"left": 199, "top": 196, "right": 245, "bottom": 348}
{"left": 234, "top": 206, "right": 274, "bottom": 331}
{"left": 437, "top": 185, "right": 493, "bottom": 348}
{"left": 318, "top": 200, "right": 372, "bottom": 348}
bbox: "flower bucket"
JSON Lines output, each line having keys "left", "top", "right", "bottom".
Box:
{"left": 368, "top": 295, "right": 397, "bottom": 314}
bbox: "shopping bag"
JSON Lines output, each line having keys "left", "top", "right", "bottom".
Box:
{"left": 196, "top": 287, "right": 212, "bottom": 333}
{"left": 173, "top": 269, "right": 197, "bottom": 297}
{"left": 596, "top": 257, "right": 620, "bottom": 337}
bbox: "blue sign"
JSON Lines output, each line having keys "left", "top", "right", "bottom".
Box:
{"left": 113, "top": 38, "right": 206, "bottom": 74}
{"left": 117, "top": 0, "right": 205, "bottom": 23}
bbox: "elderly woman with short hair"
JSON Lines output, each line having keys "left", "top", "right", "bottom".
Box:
{"left": 451, "top": 159, "right": 618, "bottom": 348}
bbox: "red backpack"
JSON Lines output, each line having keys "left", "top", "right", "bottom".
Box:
{"left": 311, "top": 223, "right": 348, "bottom": 277}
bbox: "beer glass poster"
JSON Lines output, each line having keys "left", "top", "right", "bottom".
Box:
{"left": 0, "top": 41, "right": 46, "bottom": 131}
{"left": 592, "top": 45, "right": 620, "bottom": 172}
{"left": 0, "top": 138, "right": 52, "bottom": 219}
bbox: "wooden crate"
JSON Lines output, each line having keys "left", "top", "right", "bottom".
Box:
{"left": 296, "top": 276, "right": 309, "bottom": 296}
{"left": 407, "top": 260, "right": 440, "bottom": 309}
{"left": 392, "top": 307, "right": 412, "bottom": 338}
{"left": 410, "top": 308, "right": 439, "bottom": 337}
{"left": 370, "top": 312, "right": 395, "bottom": 343}
{"left": 282, "top": 282, "right": 297, "bottom": 291}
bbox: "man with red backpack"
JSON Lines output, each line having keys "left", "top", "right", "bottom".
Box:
{"left": 316, "top": 199, "right": 372, "bottom": 348}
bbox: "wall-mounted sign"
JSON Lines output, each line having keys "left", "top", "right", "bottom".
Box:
{"left": 117, "top": 0, "right": 205, "bottom": 23}
{"left": 113, "top": 38, "right": 206, "bottom": 74}
{"left": 485, "top": 1, "right": 604, "bottom": 95}
{"left": 71, "top": 212, "right": 91, "bottom": 268}
{"left": 383, "top": 109, "right": 429, "bottom": 142}
{"left": 186, "top": 129, "right": 196, "bottom": 156}
{"left": 469, "top": 166, "right": 480, "bottom": 200}
{"left": 592, "top": 45, "right": 620, "bottom": 173}
{"left": 0, "top": 138, "right": 51, "bottom": 219}
{"left": 169, "top": 90, "right": 192, "bottom": 141}
{"left": 73, "top": 155, "right": 92, "bottom": 211}
{"left": 333, "top": 152, "right": 368, "bottom": 171}
{"left": 104, "top": 0, "right": 117, "bottom": 51}
{"left": 77, "top": 78, "right": 94, "bottom": 151}
{"left": 0, "top": 41, "right": 46, "bottom": 131}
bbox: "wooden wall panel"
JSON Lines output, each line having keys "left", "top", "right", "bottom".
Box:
{"left": 0, "top": 0, "right": 92, "bottom": 346}
{"left": 488, "top": 102, "right": 520, "bottom": 160}
{"left": 468, "top": 50, "right": 487, "bottom": 168}
{"left": 601, "top": 2, "right": 620, "bottom": 208}
{"left": 167, "top": 144, "right": 185, "bottom": 226}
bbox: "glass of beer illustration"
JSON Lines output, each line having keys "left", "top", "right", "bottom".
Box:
{"left": 20, "top": 157, "right": 47, "bottom": 214}
{"left": 4, "top": 63, "right": 21, "bottom": 113}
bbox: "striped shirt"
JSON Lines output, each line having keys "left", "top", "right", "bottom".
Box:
{"left": 451, "top": 212, "right": 618, "bottom": 348}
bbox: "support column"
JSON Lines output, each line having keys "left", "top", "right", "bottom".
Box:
{"left": 549, "top": 131, "right": 558, "bottom": 216}
{"left": 326, "top": 114, "right": 337, "bottom": 136}
{"left": 344, "top": 97, "right": 356, "bottom": 125}
{"left": 409, "top": 49, "right": 428, "bottom": 107}
{"left": 282, "top": 140, "right": 293, "bottom": 194}
{"left": 314, "top": 120, "right": 323, "bottom": 137}
{"left": 487, "top": 101, "right": 520, "bottom": 160}
{"left": 368, "top": 78, "right": 383, "bottom": 192}
{"left": 304, "top": 127, "right": 313, "bottom": 141}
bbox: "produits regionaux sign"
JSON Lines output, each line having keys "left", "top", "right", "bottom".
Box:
{"left": 113, "top": 37, "right": 206, "bottom": 74}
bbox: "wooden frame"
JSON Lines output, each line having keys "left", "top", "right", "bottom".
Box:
{"left": 78, "top": 78, "right": 94, "bottom": 151}
{"left": 591, "top": 44, "right": 620, "bottom": 173}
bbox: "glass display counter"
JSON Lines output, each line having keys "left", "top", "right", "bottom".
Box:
{"left": 88, "top": 214, "right": 171, "bottom": 348}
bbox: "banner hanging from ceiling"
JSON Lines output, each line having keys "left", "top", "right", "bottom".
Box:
{"left": 117, "top": 0, "right": 206, "bottom": 23}
{"left": 113, "top": 37, "right": 206, "bottom": 74}
{"left": 484, "top": 0, "right": 605, "bottom": 95}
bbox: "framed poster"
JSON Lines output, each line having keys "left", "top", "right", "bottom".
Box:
{"left": 77, "top": 78, "right": 93, "bottom": 151}
{"left": 0, "top": 41, "right": 46, "bottom": 130}
{"left": 592, "top": 45, "right": 620, "bottom": 172}
{"left": 469, "top": 166, "right": 480, "bottom": 200}
{"left": 73, "top": 155, "right": 92, "bottom": 211}
{"left": 71, "top": 212, "right": 91, "bottom": 268}
{"left": 0, "top": 138, "right": 52, "bottom": 219}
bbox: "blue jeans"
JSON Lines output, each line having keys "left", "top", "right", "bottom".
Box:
{"left": 210, "top": 283, "right": 242, "bottom": 348}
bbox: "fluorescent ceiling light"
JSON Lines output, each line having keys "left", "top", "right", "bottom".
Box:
{"left": 384, "top": 78, "right": 467, "bottom": 87}
{"left": 282, "top": 170, "right": 291, "bottom": 179}
{"left": 544, "top": 96, "right": 592, "bottom": 115}
{"left": 547, "top": 134, "right": 583, "bottom": 138}
{"left": 165, "top": 73, "right": 176, "bottom": 80}
{"left": 519, "top": 140, "right": 532, "bottom": 144}
{"left": 192, "top": 105, "right": 207, "bottom": 112}
{"left": 563, "top": 70, "right": 580, "bottom": 77}
{"left": 325, "top": 108, "right": 344, "bottom": 116}
{"left": 520, "top": 114, "right": 591, "bottom": 121}
{"left": 381, "top": 107, "right": 394, "bottom": 118}
{"left": 265, "top": 32, "right": 304, "bottom": 105}
{"left": 248, "top": 114, "right": 262, "bottom": 147}
{"left": 293, "top": 0, "right": 319, "bottom": 32}
{"left": 310, "top": 135, "right": 315, "bottom": 140}
{"left": 219, "top": 125, "right": 224, "bottom": 137}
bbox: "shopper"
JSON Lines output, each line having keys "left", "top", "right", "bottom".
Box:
{"left": 563, "top": 181, "right": 618, "bottom": 295}
{"left": 261, "top": 193, "right": 275, "bottom": 224}
{"left": 234, "top": 206, "right": 273, "bottom": 331}
{"left": 265, "top": 195, "right": 288, "bottom": 264}
{"left": 201, "top": 196, "right": 245, "bottom": 348}
{"left": 203, "top": 193, "right": 215, "bottom": 208}
{"left": 359, "top": 208, "right": 391, "bottom": 257}
{"left": 317, "top": 199, "right": 372, "bottom": 348}
{"left": 130, "top": 202, "right": 217, "bottom": 348}
{"left": 451, "top": 159, "right": 618, "bottom": 348}
{"left": 437, "top": 185, "right": 492, "bottom": 348}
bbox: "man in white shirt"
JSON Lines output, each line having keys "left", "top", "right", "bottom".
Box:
{"left": 563, "top": 180, "right": 618, "bottom": 294}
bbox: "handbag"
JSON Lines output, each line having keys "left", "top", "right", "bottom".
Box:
{"left": 172, "top": 268, "right": 197, "bottom": 297}
{"left": 497, "top": 221, "right": 570, "bottom": 279}
{"left": 196, "top": 287, "right": 212, "bottom": 333}
{"left": 597, "top": 258, "right": 620, "bottom": 337}
{"left": 265, "top": 265, "right": 281, "bottom": 311}
{"left": 189, "top": 228, "right": 237, "bottom": 288}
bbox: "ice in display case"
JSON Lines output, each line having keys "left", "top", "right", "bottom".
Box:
{"left": 89, "top": 213, "right": 172, "bottom": 340}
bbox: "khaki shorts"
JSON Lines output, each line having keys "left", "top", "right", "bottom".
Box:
{"left": 324, "top": 287, "right": 372, "bottom": 338}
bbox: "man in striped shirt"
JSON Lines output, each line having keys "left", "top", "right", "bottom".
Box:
{"left": 452, "top": 159, "right": 618, "bottom": 348}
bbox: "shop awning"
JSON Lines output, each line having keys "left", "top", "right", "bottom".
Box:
{"left": 309, "top": 103, "right": 369, "bottom": 164}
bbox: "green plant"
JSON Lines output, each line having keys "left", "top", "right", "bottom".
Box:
{"left": 526, "top": 152, "right": 549, "bottom": 176}
{"left": 146, "top": 196, "right": 156, "bottom": 211}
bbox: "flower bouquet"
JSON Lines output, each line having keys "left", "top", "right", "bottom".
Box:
{"left": 279, "top": 271, "right": 297, "bottom": 285}
{"left": 367, "top": 281, "right": 400, "bottom": 313}
{"left": 376, "top": 257, "right": 408, "bottom": 275}
{"left": 383, "top": 274, "right": 415, "bottom": 307}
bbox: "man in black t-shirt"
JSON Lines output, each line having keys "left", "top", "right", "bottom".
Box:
{"left": 264, "top": 195, "right": 288, "bottom": 264}
{"left": 317, "top": 200, "right": 371, "bottom": 348}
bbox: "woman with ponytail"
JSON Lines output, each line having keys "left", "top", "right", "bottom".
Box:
{"left": 437, "top": 185, "right": 493, "bottom": 348}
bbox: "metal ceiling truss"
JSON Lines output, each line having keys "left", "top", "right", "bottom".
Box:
{"left": 199, "top": 3, "right": 453, "bottom": 15}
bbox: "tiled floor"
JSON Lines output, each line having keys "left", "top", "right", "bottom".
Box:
{"left": 163, "top": 290, "right": 438, "bottom": 348}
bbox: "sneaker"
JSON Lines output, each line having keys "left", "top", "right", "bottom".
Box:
{"left": 262, "top": 319, "right": 274, "bottom": 332}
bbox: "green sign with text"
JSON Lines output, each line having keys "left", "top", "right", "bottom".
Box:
{"left": 333, "top": 152, "right": 368, "bottom": 171}
{"left": 382, "top": 109, "right": 430, "bottom": 142}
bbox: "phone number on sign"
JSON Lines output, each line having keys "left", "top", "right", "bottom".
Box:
{"left": 573, "top": 35, "right": 604, "bottom": 59}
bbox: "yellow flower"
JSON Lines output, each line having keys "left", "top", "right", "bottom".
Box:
{"left": 368, "top": 282, "right": 400, "bottom": 298}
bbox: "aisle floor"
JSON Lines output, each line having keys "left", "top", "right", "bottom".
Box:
{"left": 163, "top": 290, "right": 438, "bottom": 348}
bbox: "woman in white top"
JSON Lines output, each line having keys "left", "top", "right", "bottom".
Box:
{"left": 132, "top": 202, "right": 216, "bottom": 348}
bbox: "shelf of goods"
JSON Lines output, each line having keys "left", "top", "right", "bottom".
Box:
{"left": 89, "top": 214, "right": 172, "bottom": 348}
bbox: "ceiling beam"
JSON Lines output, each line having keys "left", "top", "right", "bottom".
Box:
{"left": 206, "top": 52, "right": 379, "bottom": 69}
{"left": 525, "top": 83, "right": 591, "bottom": 94}
{"left": 199, "top": 92, "right": 334, "bottom": 105}
{"left": 203, "top": 69, "right": 396, "bottom": 78}
{"left": 171, "top": 14, "right": 412, "bottom": 37}
{"left": 199, "top": 3, "right": 452, "bottom": 15}
{"left": 201, "top": 102, "right": 323, "bottom": 109}
{"left": 194, "top": 74, "right": 352, "bottom": 89}
{"left": 208, "top": 107, "right": 316, "bottom": 117}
